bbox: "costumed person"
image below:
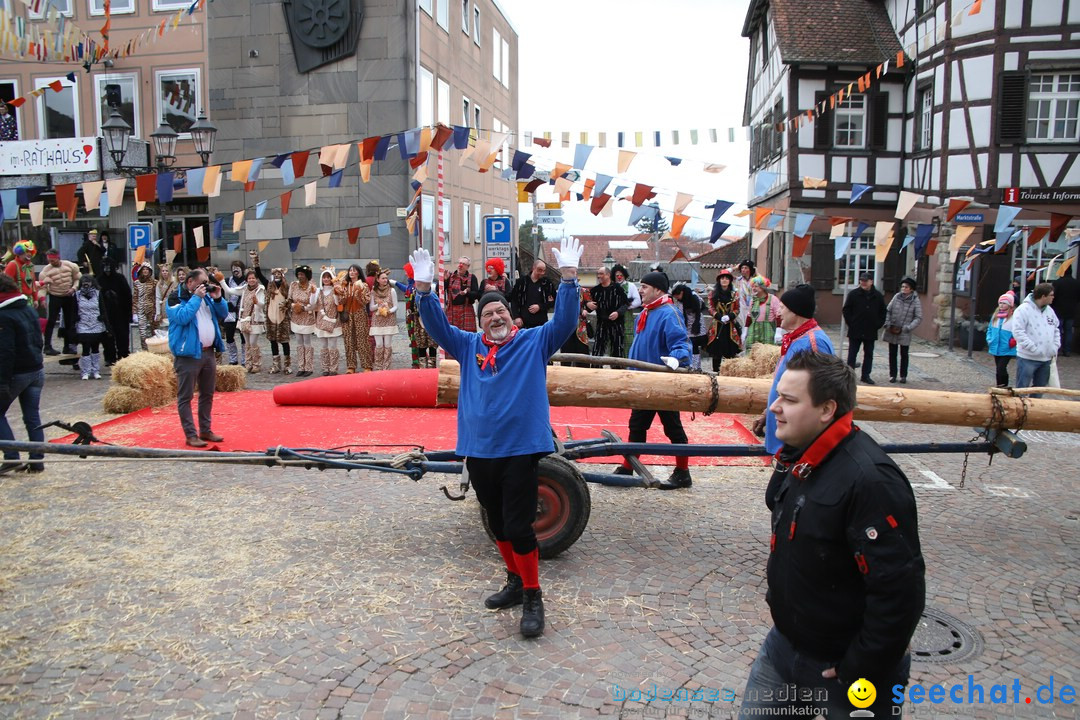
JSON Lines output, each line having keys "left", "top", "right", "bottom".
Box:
{"left": 37, "top": 248, "right": 80, "bottom": 356}
{"left": 369, "top": 269, "right": 399, "bottom": 371}
{"left": 588, "top": 266, "right": 630, "bottom": 359}
{"left": 445, "top": 256, "right": 480, "bottom": 331}
{"left": 734, "top": 259, "right": 756, "bottom": 327}
{"left": 750, "top": 284, "right": 835, "bottom": 454}
{"left": 289, "top": 265, "right": 318, "bottom": 377}
{"left": 131, "top": 263, "right": 158, "bottom": 351}
{"left": 398, "top": 263, "right": 438, "bottom": 368}
{"left": 481, "top": 257, "right": 510, "bottom": 295}
{"left": 0, "top": 273, "right": 45, "bottom": 474}
{"left": 884, "top": 276, "right": 923, "bottom": 384}
{"left": 670, "top": 282, "right": 708, "bottom": 370}
{"left": 0, "top": 101, "right": 17, "bottom": 141}
{"left": 264, "top": 267, "right": 293, "bottom": 374}
{"left": 77, "top": 229, "right": 104, "bottom": 277}
{"left": 72, "top": 276, "right": 110, "bottom": 380}
{"left": 559, "top": 284, "right": 593, "bottom": 365}
{"left": 154, "top": 263, "right": 176, "bottom": 330}
{"left": 614, "top": 271, "right": 694, "bottom": 488}
{"left": 98, "top": 258, "right": 132, "bottom": 365}
{"left": 365, "top": 261, "right": 381, "bottom": 362}
{"left": 221, "top": 260, "right": 248, "bottom": 365}
{"left": 706, "top": 268, "right": 742, "bottom": 372}
{"left": 237, "top": 269, "right": 266, "bottom": 373}
{"left": 3, "top": 240, "right": 38, "bottom": 305}
{"left": 311, "top": 267, "right": 344, "bottom": 375}
{"left": 744, "top": 275, "right": 782, "bottom": 351}
{"left": 342, "top": 264, "right": 373, "bottom": 373}
{"left": 612, "top": 264, "right": 642, "bottom": 355}
{"left": 986, "top": 292, "right": 1017, "bottom": 388}
{"left": 411, "top": 237, "right": 583, "bottom": 639}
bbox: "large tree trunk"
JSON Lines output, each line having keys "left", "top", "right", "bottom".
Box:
{"left": 437, "top": 361, "right": 1080, "bottom": 433}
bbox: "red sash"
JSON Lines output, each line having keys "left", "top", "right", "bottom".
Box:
{"left": 779, "top": 318, "right": 820, "bottom": 357}
{"left": 480, "top": 325, "right": 519, "bottom": 372}
{"left": 636, "top": 295, "right": 673, "bottom": 334}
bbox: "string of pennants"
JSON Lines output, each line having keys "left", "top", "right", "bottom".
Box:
{"left": 0, "top": 0, "right": 205, "bottom": 68}
{"left": 3, "top": 68, "right": 75, "bottom": 109}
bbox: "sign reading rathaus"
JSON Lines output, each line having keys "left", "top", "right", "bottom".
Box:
{"left": 282, "top": 0, "right": 364, "bottom": 73}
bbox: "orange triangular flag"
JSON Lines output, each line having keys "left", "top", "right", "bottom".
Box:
{"left": 281, "top": 191, "right": 292, "bottom": 216}
{"left": 231, "top": 159, "right": 252, "bottom": 184}
{"left": 1026, "top": 227, "right": 1049, "bottom": 247}
{"left": 896, "top": 50, "right": 905, "bottom": 68}
{"left": 54, "top": 183, "right": 77, "bottom": 219}
{"left": 1049, "top": 213, "right": 1072, "bottom": 242}
{"left": 196, "top": 247, "right": 211, "bottom": 264}
{"left": 792, "top": 235, "right": 811, "bottom": 258}
{"left": 617, "top": 150, "right": 635, "bottom": 174}
{"left": 969, "top": 0, "right": 983, "bottom": 15}
{"left": 173, "top": 232, "right": 183, "bottom": 254}
{"left": 670, "top": 249, "right": 686, "bottom": 262}
{"left": 754, "top": 207, "right": 773, "bottom": 229}
{"left": 133, "top": 246, "right": 146, "bottom": 266}
{"left": 552, "top": 162, "right": 571, "bottom": 179}
{"left": 291, "top": 150, "right": 310, "bottom": 178}
{"left": 946, "top": 198, "right": 971, "bottom": 222}
{"left": 430, "top": 124, "right": 454, "bottom": 151}
{"left": 671, "top": 214, "right": 689, "bottom": 238}
{"left": 348, "top": 227, "right": 360, "bottom": 245}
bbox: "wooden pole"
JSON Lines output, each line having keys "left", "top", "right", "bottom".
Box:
{"left": 437, "top": 360, "right": 1080, "bottom": 434}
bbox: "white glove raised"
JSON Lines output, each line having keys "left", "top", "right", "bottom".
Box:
{"left": 408, "top": 248, "right": 435, "bottom": 284}
{"left": 721, "top": 314, "right": 730, "bottom": 323}
{"left": 551, "top": 236, "right": 584, "bottom": 269}
{"left": 661, "top": 356, "right": 679, "bottom": 370}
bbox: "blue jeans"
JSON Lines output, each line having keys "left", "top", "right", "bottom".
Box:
{"left": 1015, "top": 357, "right": 1051, "bottom": 397}
{"left": 740, "top": 627, "right": 910, "bottom": 717}
{"left": 0, "top": 369, "right": 45, "bottom": 461}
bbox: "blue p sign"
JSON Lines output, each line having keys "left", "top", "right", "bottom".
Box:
{"left": 128, "top": 222, "right": 154, "bottom": 250}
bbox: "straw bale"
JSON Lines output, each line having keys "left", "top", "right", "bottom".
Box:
{"left": 216, "top": 365, "right": 247, "bottom": 392}
{"left": 103, "top": 384, "right": 175, "bottom": 414}
{"left": 719, "top": 343, "right": 781, "bottom": 379}
{"left": 111, "top": 352, "right": 178, "bottom": 395}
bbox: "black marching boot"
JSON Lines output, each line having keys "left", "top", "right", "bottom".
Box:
{"left": 484, "top": 572, "right": 524, "bottom": 610}
{"left": 520, "top": 588, "right": 545, "bottom": 638}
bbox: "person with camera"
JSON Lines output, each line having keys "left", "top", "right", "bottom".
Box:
{"left": 166, "top": 268, "right": 229, "bottom": 447}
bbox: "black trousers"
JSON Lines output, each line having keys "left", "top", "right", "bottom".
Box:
{"left": 994, "top": 355, "right": 1012, "bottom": 387}
{"left": 467, "top": 452, "right": 544, "bottom": 555}
{"left": 888, "top": 343, "right": 910, "bottom": 379}
{"left": 44, "top": 293, "right": 76, "bottom": 349}
{"left": 847, "top": 338, "right": 875, "bottom": 377}
{"left": 628, "top": 408, "right": 688, "bottom": 445}
{"left": 102, "top": 311, "right": 130, "bottom": 364}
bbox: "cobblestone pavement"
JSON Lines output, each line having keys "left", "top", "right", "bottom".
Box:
{"left": 1, "top": 328, "right": 1077, "bottom": 719}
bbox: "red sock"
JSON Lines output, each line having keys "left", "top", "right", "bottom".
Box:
{"left": 513, "top": 548, "right": 540, "bottom": 590}
{"left": 676, "top": 455, "right": 689, "bottom": 470}
{"left": 495, "top": 541, "right": 518, "bottom": 575}
{"left": 621, "top": 459, "right": 632, "bottom": 469}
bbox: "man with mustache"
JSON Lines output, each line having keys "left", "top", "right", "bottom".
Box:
{"left": 411, "top": 237, "right": 582, "bottom": 639}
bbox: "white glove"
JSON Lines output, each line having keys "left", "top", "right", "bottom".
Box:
{"left": 661, "top": 356, "right": 679, "bottom": 370}
{"left": 721, "top": 314, "right": 730, "bottom": 323}
{"left": 551, "top": 236, "right": 583, "bottom": 269}
{"left": 408, "top": 248, "right": 435, "bottom": 284}
{"left": 774, "top": 327, "right": 785, "bottom": 344}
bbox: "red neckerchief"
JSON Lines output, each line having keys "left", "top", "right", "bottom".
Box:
{"left": 480, "top": 325, "right": 519, "bottom": 372}
{"left": 636, "top": 294, "right": 673, "bottom": 333}
{"left": 772, "top": 412, "right": 855, "bottom": 480}
{"left": 779, "top": 318, "right": 820, "bottom": 356}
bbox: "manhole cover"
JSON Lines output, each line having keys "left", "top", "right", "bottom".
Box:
{"left": 911, "top": 607, "right": 983, "bottom": 663}
{"left": 909, "top": 352, "right": 940, "bottom": 358}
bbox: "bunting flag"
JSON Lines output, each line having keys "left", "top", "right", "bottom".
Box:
{"left": 1049, "top": 213, "right": 1072, "bottom": 243}
{"left": 211, "top": 217, "right": 223, "bottom": 240}
{"left": 995, "top": 205, "right": 1022, "bottom": 233}
{"left": 193, "top": 225, "right": 204, "bottom": 249}
{"left": 157, "top": 172, "right": 174, "bottom": 204}
{"left": 289, "top": 236, "right": 301, "bottom": 252}
{"left": 803, "top": 177, "right": 828, "bottom": 189}
{"left": 29, "top": 200, "right": 44, "bottom": 227}
{"left": 1058, "top": 255, "right": 1076, "bottom": 277}
{"left": 82, "top": 180, "right": 103, "bottom": 211}
{"left": 710, "top": 222, "right": 730, "bottom": 244}
{"left": 347, "top": 227, "right": 360, "bottom": 245}
{"left": 895, "top": 191, "right": 921, "bottom": 220}
{"left": 835, "top": 236, "right": 853, "bottom": 260}
{"left": 232, "top": 209, "right": 244, "bottom": 233}
{"left": 912, "top": 223, "right": 934, "bottom": 257}
{"left": 377, "top": 222, "right": 391, "bottom": 237}
{"left": 674, "top": 192, "right": 693, "bottom": 215}
{"left": 1026, "top": 227, "right": 1049, "bottom": 247}
{"left": 54, "top": 183, "right": 77, "bottom": 220}
{"left": 135, "top": 173, "right": 156, "bottom": 203}
{"left": 754, "top": 171, "right": 777, "bottom": 198}
{"left": 291, "top": 150, "right": 310, "bottom": 178}
{"left": 670, "top": 214, "right": 689, "bottom": 238}
{"left": 231, "top": 159, "right": 252, "bottom": 184}
{"left": 946, "top": 198, "right": 971, "bottom": 222}
{"left": 710, "top": 200, "right": 734, "bottom": 223}
{"left": 751, "top": 227, "right": 770, "bottom": 249}
{"left": 753, "top": 207, "right": 773, "bottom": 229}
{"left": 874, "top": 222, "right": 894, "bottom": 262}
{"left": 202, "top": 165, "right": 221, "bottom": 195}
{"left": 950, "top": 225, "right": 975, "bottom": 262}
{"left": 303, "top": 180, "right": 317, "bottom": 206}
{"left": 103, "top": 177, "right": 125, "bottom": 208}
{"left": 830, "top": 222, "right": 846, "bottom": 239}
{"left": 849, "top": 184, "right": 873, "bottom": 203}
{"left": 255, "top": 200, "right": 268, "bottom": 219}
{"left": 318, "top": 232, "right": 331, "bottom": 248}
{"left": 793, "top": 213, "right": 814, "bottom": 238}
{"left": 617, "top": 150, "right": 635, "bottom": 173}
{"left": 792, "top": 234, "right": 811, "bottom": 258}
{"left": 851, "top": 221, "right": 870, "bottom": 243}
{"left": 187, "top": 167, "right": 206, "bottom": 197}
{"left": 631, "top": 184, "right": 655, "bottom": 206}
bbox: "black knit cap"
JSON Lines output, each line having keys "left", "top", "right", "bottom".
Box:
{"left": 779, "top": 283, "right": 816, "bottom": 319}
{"left": 477, "top": 291, "right": 510, "bottom": 318}
{"left": 640, "top": 271, "right": 669, "bottom": 293}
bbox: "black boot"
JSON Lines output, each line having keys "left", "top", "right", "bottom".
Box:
{"left": 658, "top": 467, "right": 692, "bottom": 489}
{"left": 0, "top": 461, "right": 27, "bottom": 474}
{"left": 484, "top": 572, "right": 523, "bottom": 610}
{"left": 520, "top": 588, "right": 545, "bottom": 638}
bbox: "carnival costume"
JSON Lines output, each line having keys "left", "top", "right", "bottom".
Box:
{"left": 132, "top": 263, "right": 158, "bottom": 351}
{"left": 264, "top": 268, "right": 292, "bottom": 374}
{"left": 369, "top": 272, "right": 399, "bottom": 371}
{"left": 311, "top": 267, "right": 344, "bottom": 375}
{"left": 341, "top": 269, "right": 373, "bottom": 373}
{"left": 289, "top": 267, "right": 318, "bottom": 376}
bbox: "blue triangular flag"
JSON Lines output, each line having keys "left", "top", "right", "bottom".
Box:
{"left": 850, "top": 184, "right": 873, "bottom": 203}
{"left": 212, "top": 217, "right": 224, "bottom": 240}
{"left": 288, "top": 236, "right": 301, "bottom": 252}
{"left": 377, "top": 222, "right": 391, "bottom": 237}
{"left": 834, "top": 236, "right": 853, "bottom": 259}
{"left": 994, "top": 229, "right": 1019, "bottom": 252}
{"left": 98, "top": 189, "right": 109, "bottom": 217}
{"left": 374, "top": 135, "right": 392, "bottom": 161}
{"left": 157, "top": 172, "right": 174, "bottom": 203}
{"left": 403, "top": 129, "right": 421, "bottom": 157}
{"left": 248, "top": 157, "right": 265, "bottom": 183}
{"left": 151, "top": 239, "right": 162, "bottom": 252}
{"left": 665, "top": 156, "right": 682, "bottom": 166}
{"left": 594, "top": 174, "right": 613, "bottom": 196}
{"left": 328, "top": 169, "right": 343, "bottom": 188}
{"left": 452, "top": 126, "right": 471, "bottom": 150}
{"left": 0, "top": 190, "right": 17, "bottom": 221}
{"left": 270, "top": 154, "right": 289, "bottom": 168}
{"left": 281, "top": 158, "right": 295, "bottom": 186}
{"left": 500, "top": 168, "right": 515, "bottom": 180}
{"left": 573, "top": 144, "right": 593, "bottom": 169}
{"left": 227, "top": 243, "right": 240, "bottom": 253}
{"left": 517, "top": 163, "right": 536, "bottom": 180}
{"left": 898, "top": 227, "right": 914, "bottom": 251}
{"left": 710, "top": 222, "right": 730, "bottom": 244}
{"left": 765, "top": 213, "right": 783, "bottom": 230}
{"left": 65, "top": 71, "right": 76, "bottom": 83}
{"left": 613, "top": 185, "right": 628, "bottom": 197}
{"left": 398, "top": 133, "right": 412, "bottom": 159}
{"left": 512, "top": 150, "right": 530, "bottom": 171}
{"left": 709, "top": 200, "right": 734, "bottom": 223}
{"left": 852, "top": 221, "right": 870, "bottom": 242}
{"left": 628, "top": 204, "right": 654, "bottom": 227}
{"left": 255, "top": 200, "right": 268, "bottom": 220}
{"left": 17, "top": 187, "right": 45, "bottom": 206}
{"left": 995, "top": 205, "right": 1022, "bottom": 233}
{"left": 912, "top": 223, "right": 934, "bottom": 256}
{"left": 187, "top": 167, "right": 205, "bottom": 196}
{"left": 755, "top": 171, "right": 777, "bottom": 197}
{"left": 793, "top": 213, "right": 814, "bottom": 238}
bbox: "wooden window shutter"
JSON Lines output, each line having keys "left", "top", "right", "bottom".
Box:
{"left": 810, "top": 233, "right": 835, "bottom": 290}
{"left": 814, "top": 91, "right": 832, "bottom": 150}
{"left": 915, "top": 253, "right": 930, "bottom": 294}
{"left": 870, "top": 91, "right": 889, "bottom": 150}
{"left": 882, "top": 234, "right": 907, "bottom": 292}
{"left": 997, "top": 71, "right": 1028, "bottom": 144}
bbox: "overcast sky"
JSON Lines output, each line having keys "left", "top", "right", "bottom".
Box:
{"left": 496, "top": 0, "right": 752, "bottom": 239}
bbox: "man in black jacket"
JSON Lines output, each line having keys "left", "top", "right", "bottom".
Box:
{"left": 740, "top": 351, "right": 924, "bottom": 717}
{"left": 510, "top": 260, "right": 556, "bottom": 329}
{"left": 0, "top": 273, "right": 46, "bottom": 473}
{"left": 1051, "top": 266, "right": 1078, "bottom": 356}
{"left": 842, "top": 272, "right": 887, "bottom": 384}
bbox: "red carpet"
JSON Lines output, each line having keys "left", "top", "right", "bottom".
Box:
{"left": 60, "top": 390, "right": 766, "bottom": 467}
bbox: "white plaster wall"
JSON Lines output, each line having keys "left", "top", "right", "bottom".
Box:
{"left": 799, "top": 154, "right": 825, "bottom": 179}
{"left": 997, "top": 154, "right": 1013, "bottom": 187}
{"left": 952, "top": 56, "right": 995, "bottom": 101}
{"left": 1071, "top": 1, "right": 1080, "bottom": 23}
{"left": 1005, "top": 0, "right": 1024, "bottom": 28}
{"left": 947, "top": 154, "right": 977, "bottom": 190}
{"left": 831, "top": 157, "right": 848, "bottom": 184}
{"left": 877, "top": 157, "right": 901, "bottom": 186}
{"left": 1030, "top": 0, "right": 1064, "bottom": 26}
{"left": 850, "top": 157, "right": 868, "bottom": 184}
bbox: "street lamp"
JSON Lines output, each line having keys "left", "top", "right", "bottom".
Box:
{"left": 101, "top": 108, "right": 132, "bottom": 169}
{"left": 603, "top": 252, "right": 615, "bottom": 271}
{"left": 150, "top": 121, "right": 178, "bottom": 168}
{"left": 189, "top": 112, "right": 217, "bottom": 168}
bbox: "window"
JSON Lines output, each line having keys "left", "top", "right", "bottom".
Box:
{"left": 915, "top": 0, "right": 930, "bottom": 17}
{"left": 834, "top": 94, "right": 867, "bottom": 148}
{"left": 836, "top": 233, "right": 876, "bottom": 290}
{"left": 760, "top": 23, "right": 768, "bottom": 68}
{"left": 418, "top": 65, "right": 434, "bottom": 127}
{"left": 473, "top": 6, "right": 481, "bottom": 45}
{"left": 441, "top": 197, "right": 452, "bottom": 258}
{"left": 492, "top": 28, "right": 502, "bottom": 82}
{"left": 462, "top": 95, "right": 471, "bottom": 126}
{"left": 156, "top": 68, "right": 201, "bottom": 135}
{"left": 436, "top": 78, "right": 450, "bottom": 125}
{"left": 153, "top": 0, "right": 191, "bottom": 9}
{"left": 1027, "top": 73, "right": 1080, "bottom": 143}
{"left": 461, "top": 0, "right": 469, "bottom": 33}
{"left": 501, "top": 38, "right": 510, "bottom": 88}
{"left": 419, "top": 0, "right": 432, "bottom": 16}
{"left": 436, "top": 0, "right": 448, "bottom": 30}
{"left": 474, "top": 204, "right": 481, "bottom": 242}
{"left": 915, "top": 86, "right": 933, "bottom": 151}
{"left": 30, "top": 0, "right": 71, "bottom": 18}
{"left": 94, "top": 73, "right": 139, "bottom": 139}
{"left": 422, "top": 194, "right": 435, "bottom": 254}
{"left": 35, "top": 76, "right": 78, "bottom": 139}
{"left": 474, "top": 104, "right": 481, "bottom": 133}
{"left": 89, "top": 0, "right": 134, "bottom": 15}
{"left": 1, "top": 80, "right": 19, "bottom": 141}
{"left": 462, "top": 201, "right": 471, "bottom": 244}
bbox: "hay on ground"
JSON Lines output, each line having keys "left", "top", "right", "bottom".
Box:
{"left": 111, "top": 352, "right": 177, "bottom": 395}
{"left": 103, "top": 384, "right": 176, "bottom": 414}
{"left": 719, "top": 343, "right": 781, "bottom": 379}
{"left": 216, "top": 364, "right": 247, "bottom": 392}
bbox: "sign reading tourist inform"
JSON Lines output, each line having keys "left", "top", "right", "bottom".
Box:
{"left": 0, "top": 137, "right": 101, "bottom": 175}
{"left": 1003, "top": 187, "right": 1080, "bottom": 204}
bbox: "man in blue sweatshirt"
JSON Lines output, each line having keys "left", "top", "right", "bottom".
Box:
{"left": 615, "top": 271, "right": 693, "bottom": 488}
{"left": 411, "top": 237, "right": 582, "bottom": 639}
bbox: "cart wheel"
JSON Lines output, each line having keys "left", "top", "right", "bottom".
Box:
{"left": 479, "top": 455, "right": 591, "bottom": 559}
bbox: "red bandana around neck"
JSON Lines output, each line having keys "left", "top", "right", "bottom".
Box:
{"left": 779, "top": 318, "right": 820, "bottom": 356}
{"left": 772, "top": 412, "right": 855, "bottom": 480}
{"left": 0, "top": 291, "right": 24, "bottom": 304}
{"left": 480, "top": 325, "right": 519, "bottom": 372}
{"left": 636, "top": 294, "right": 673, "bottom": 334}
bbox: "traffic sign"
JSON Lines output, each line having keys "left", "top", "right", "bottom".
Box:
{"left": 484, "top": 215, "right": 513, "bottom": 245}
{"left": 539, "top": 202, "right": 562, "bottom": 210}
{"left": 536, "top": 216, "right": 565, "bottom": 225}
{"left": 536, "top": 208, "right": 563, "bottom": 217}
{"left": 127, "top": 222, "right": 154, "bottom": 250}
{"left": 487, "top": 244, "right": 512, "bottom": 259}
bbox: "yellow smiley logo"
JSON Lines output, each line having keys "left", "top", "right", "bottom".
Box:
{"left": 847, "top": 678, "right": 876, "bottom": 709}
